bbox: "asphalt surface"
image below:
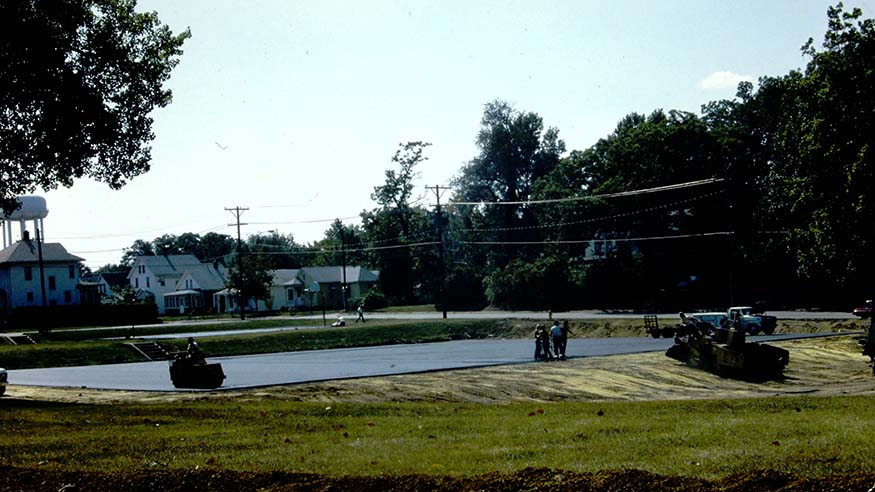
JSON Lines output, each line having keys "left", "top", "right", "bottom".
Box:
{"left": 6, "top": 332, "right": 846, "bottom": 392}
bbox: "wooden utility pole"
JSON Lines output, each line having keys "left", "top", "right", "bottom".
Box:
{"left": 339, "top": 222, "right": 348, "bottom": 311}
{"left": 226, "top": 206, "right": 248, "bottom": 320}
{"left": 427, "top": 185, "right": 451, "bottom": 319}
{"left": 36, "top": 229, "right": 46, "bottom": 307}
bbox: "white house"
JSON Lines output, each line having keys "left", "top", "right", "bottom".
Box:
{"left": 0, "top": 237, "right": 84, "bottom": 311}
{"left": 212, "top": 266, "right": 379, "bottom": 313}
{"left": 296, "top": 266, "right": 379, "bottom": 310}
{"left": 127, "top": 255, "right": 227, "bottom": 315}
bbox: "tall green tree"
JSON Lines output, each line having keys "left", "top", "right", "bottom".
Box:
{"left": 309, "top": 220, "right": 366, "bottom": 267}
{"left": 362, "top": 141, "right": 435, "bottom": 305}
{"left": 452, "top": 100, "right": 565, "bottom": 271}
{"left": 718, "top": 4, "right": 875, "bottom": 304}
{"left": 246, "top": 231, "right": 303, "bottom": 269}
{"left": 0, "top": 0, "right": 190, "bottom": 213}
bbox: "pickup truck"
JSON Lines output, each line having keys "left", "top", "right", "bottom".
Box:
{"left": 727, "top": 306, "right": 777, "bottom": 335}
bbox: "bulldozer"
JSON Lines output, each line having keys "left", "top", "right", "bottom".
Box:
{"left": 662, "top": 313, "right": 789, "bottom": 381}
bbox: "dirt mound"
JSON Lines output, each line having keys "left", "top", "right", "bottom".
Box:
{"left": 1, "top": 466, "right": 872, "bottom": 491}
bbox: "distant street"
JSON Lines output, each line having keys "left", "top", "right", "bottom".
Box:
{"left": 296, "top": 310, "right": 855, "bottom": 321}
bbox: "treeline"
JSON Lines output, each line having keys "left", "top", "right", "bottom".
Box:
{"left": 107, "top": 5, "right": 874, "bottom": 311}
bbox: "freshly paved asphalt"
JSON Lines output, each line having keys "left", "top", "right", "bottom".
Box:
{"left": 6, "top": 332, "right": 848, "bottom": 392}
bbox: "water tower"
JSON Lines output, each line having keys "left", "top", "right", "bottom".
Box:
{"left": 1, "top": 195, "right": 49, "bottom": 248}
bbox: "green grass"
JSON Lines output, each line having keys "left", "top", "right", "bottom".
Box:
{"left": 2, "top": 396, "right": 874, "bottom": 477}
{"left": 0, "top": 319, "right": 501, "bottom": 369}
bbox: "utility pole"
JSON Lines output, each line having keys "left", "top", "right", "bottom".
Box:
{"left": 427, "top": 185, "right": 451, "bottom": 319}
{"left": 339, "top": 222, "right": 348, "bottom": 312}
{"left": 226, "top": 206, "right": 248, "bottom": 320}
{"left": 36, "top": 228, "right": 46, "bottom": 307}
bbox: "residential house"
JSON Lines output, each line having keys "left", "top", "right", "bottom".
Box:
{"left": 268, "top": 269, "right": 304, "bottom": 311}
{"left": 80, "top": 270, "right": 130, "bottom": 304}
{"left": 0, "top": 237, "right": 85, "bottom": 312}
{"left": 297, "top": 266, "right": 379, "bottom": 310}
{"left": 127, "top": 255, "right": 227, "bottom": 315}
{"left": 212, "top": 266, "right": 379, "bottom": 313}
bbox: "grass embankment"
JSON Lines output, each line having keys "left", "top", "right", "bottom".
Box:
{"left": 1, "top": 395, "right": 873, "bottom": 478}
{"left": 0, "top": 319, "right": 501, "bottom": 370}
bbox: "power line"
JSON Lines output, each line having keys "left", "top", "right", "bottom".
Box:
{"left": 458, "top": 231, "right": 732, "bottom": 246}
{"left": 456, "top": 191, "right": 722, "bottom": 234}
{"left": 448, "top": 178, "right": 724, "bottom": 206}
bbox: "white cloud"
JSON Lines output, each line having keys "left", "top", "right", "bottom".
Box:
{"left": 699, "top": 71, "right": 755, "bottom": 90}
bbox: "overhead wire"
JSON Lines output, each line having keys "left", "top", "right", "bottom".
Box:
{"left": 447, "top": 178, "right": 724, "bottom": 206}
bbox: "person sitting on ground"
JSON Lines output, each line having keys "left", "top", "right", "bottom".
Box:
{"left": 332, "top": 316, "right": 346, "bottom": 327}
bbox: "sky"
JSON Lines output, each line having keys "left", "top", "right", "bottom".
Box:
{"left": 17, "top": 0, "right": 871, "bottom": 268}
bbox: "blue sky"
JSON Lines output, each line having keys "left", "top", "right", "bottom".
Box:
{"left": 31, "top": 0, "right": 869, "bottom": 267}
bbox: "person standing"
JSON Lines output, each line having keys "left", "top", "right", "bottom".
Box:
{"left": 550, "top": 320, "right": 563, "bottom": 360}
{"left": 558, "top": 320, "right": 573, "bottom": 359}
{"left": 533, "top": 323, "right": 547, "bottom": 360}
{"left": 356, "top": 305, "right": 365, "bottom": 323}
{"left": 535, "top": 323, "right": 554, "bottom": 361}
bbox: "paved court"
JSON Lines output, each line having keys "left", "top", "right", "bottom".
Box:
{"left": 6, "top": 333, "right": 842, "bottom": 392}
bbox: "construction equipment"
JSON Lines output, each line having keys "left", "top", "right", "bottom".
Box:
{"left": 664, "top": 314, "right": 789, "bottom": 381}
{"left": 169, "top": 355, "right": 225, "bottom": 389}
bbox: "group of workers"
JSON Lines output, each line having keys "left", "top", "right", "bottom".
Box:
{"left": 533, "top": 320, "right": 572, "bottom": 361}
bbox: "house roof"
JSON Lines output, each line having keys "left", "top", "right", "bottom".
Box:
{"left": 271, "top": 269, "right": 301, "bottom": 286}
{"left": 127, "top": 255, "right": 204, "bottom": 280}
{"left": 178, "top": 263, "right": 226, "bottom": 291}
{"left": 0, "top": 241, "right": 84, "bottom": 264}
{"left": 99, "top": 271, "right": 130, "bottom": 288}
{"left": 302, "top": 266, "right": 379, "bottom": 284}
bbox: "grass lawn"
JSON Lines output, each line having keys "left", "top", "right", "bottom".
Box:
{"left": 1, "top": 395, "right": 873, "bottom": 478}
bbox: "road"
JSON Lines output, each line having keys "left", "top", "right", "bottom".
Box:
{"left": 6, "top": 332, "right": 846, "bottom": 392}
{"left": 299, "top": 310, "right": 855, "bottom": 321}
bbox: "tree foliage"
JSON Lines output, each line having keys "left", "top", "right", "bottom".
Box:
{"left": 0, "top": 0, "right": 190, "bottom": 213}
{"left": 361, "top": 142, "right": 436, "bottom": 305}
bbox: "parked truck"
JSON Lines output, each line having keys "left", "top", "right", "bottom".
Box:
{"left": 727, "top": 306, "right": 777, "bottom": 335}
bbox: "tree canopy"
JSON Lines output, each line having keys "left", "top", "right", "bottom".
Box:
{"left": 0, "top": 0, "right": 190, "bottom": 213}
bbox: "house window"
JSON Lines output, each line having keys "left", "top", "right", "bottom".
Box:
{"left": 146, "top": 277, "right": 150, "bottom": 288}
{"left": 24, "top": 266, "right": 32, "bottom": 281}
{"left": 68, "top": 265, "right": 75, "bottom": 279}
{"left": 159, "top": 280, "right": 165, "bottom": 287}
{"left": 135, "top": 278, "right": 139, "bottom": 288}
{"left": 64, "top": 291, "right": 72, "bottom": 303}
{"left": 48, "top": 276, "right": 56, "bottom": 290}
{"left": 288, "top": 290, "right": 294, "bottom": 301}
{"left": 26, "top": 292, "right": 34, "bottom": 303}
